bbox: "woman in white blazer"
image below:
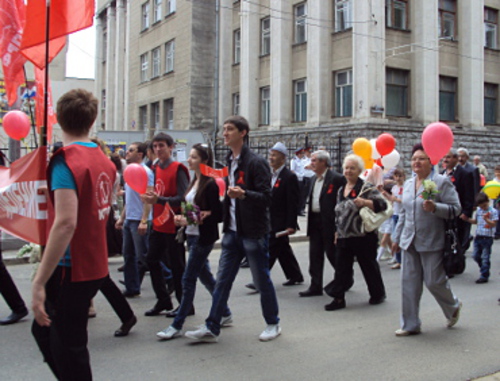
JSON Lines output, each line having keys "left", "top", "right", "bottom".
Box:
{"left": 392, "top": 144, "right": 462, "bottom": 336}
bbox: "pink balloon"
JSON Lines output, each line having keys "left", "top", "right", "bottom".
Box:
{"left": 3, "top": 110, "right": 30, "bottom": 140}
{"left": 422, "top": 122, "right": 454, "bottom": 165}
{"left": 215, "top": 177, "right": 226, "bottom": 197}
{"left": 123, "top": 163, "right": 148, "bottom": 194}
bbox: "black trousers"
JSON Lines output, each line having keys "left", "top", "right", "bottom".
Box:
{"left": 269, "top": 234, "right": 303, "bottom": 281}
{"left": 457, "top": 218, "right": 472, "bottom": 251}
{"left": 99, "top": 275, "right": 134, "bottom": 323}
{"left": 308, "top": 212, "right": 336, "bottom": 292}
{"left": 328, "top": 234, "right": 386, "bottom": 300}
{"left": 146, "top": 230, "right": 186, "bottom": 309}
{"left": 0, "top": 241, "right": 27, "bottom": 314}
{"left": 32, "top": 267, "right": 104, "bottom": 381}
{"left": 299, "top": 177, "right": 312, "bottom": 213}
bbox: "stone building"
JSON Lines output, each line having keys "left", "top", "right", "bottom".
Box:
{"left": 95, "top": 0, "right": 500, "bottom": 172}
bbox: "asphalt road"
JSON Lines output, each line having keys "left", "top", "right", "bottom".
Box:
{"left": 1, "top": 241, "right": 499, "bottom": 381}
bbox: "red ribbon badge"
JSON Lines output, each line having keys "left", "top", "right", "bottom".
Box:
{"left": 274, "top": 178, "right": 281, "bottom": 188}
{"left": 200, "top": 163, "right": 229, "bottom": 179}
{"left": 327, "top": 184, "right": 334, "bottom": 194}
{"left": 350, "top": 189, "right": 357, "bottom": 198}
{"left": 398, "top": 187, "right": 403, "bottom": 195}
{"left": 236, "top": 171, "right": 245, "bottom": 185}
{"left": 451, "top": 176, "right": 455, "bottom": 183}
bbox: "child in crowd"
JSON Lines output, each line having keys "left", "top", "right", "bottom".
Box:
{"left": 467, "top": 192, "right": 498, "bottom": 284}
{"left": 493, "top": 165, "right": 500, "bottom": 239}
{"left": 389, "top": 168, "right": 405, "bottom": 269}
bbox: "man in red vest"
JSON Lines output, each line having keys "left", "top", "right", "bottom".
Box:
{"left": 31, "top": 89, "right": 116, "bottom": 381}
{"left": 141, "top": 133, "right": 189, "bottom": 317}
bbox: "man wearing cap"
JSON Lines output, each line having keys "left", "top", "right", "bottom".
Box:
{"left": 267, "top": 143, "right": 304, "bottom": 285}
{"left": 291, "top": 148, "right": 306, "bottom": 216}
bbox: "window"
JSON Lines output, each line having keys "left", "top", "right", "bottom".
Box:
{"left": 294, "top": 79, "right": 307, "bottom": 122}
{"left": 335, "top": 0, "right": 352, "bottom": 32}
{"left": 294, "top": 3, "right": 307, "bottom": 43}
{"left": 439, "top": 76, "right": 457, "bottom": 121}
{"left": 140, "top": 53, "right": 149, "bottom": 82}
{"left": 335, "top": 70, "right": 352, "bottom": 117}
{"left": 152, "top": 47, "right": 161, "bottom": 78}
{"left": 261, "top": 17, "right": 271, "bottom": 56}
{"left": 485, "top": 8, "right": 498, "bottom": 49}
{"left": 141, "top": 2, "right": 150, "bottom": 31}
{"left": 232, "top": 93, "right": 240, "bottom": 115}
{"left": 164, "top": 98, "right": 174, "bottom": 129}
{"left": 139, "top": 106, "right": 148, "bottom": 130}
{"left": 151, "top": 102, "right": 160, "bottom": 131}
{"left": 165, "top": 40, "right": 175, "bottom": 73}
{"left": 233, "top": 30, "right": 241, "bottom": 64}
{"left": 260, "top": 87, "right": 270, "bottom": 125}
{"left": 153, "top": 0, "right": 162, "bottom": 23}
{"left": 438, "top": 0, "right": 456, "bottom": 38}
{"left": 167, "top": 0, "right": 176, "bottom": 15}
{"left": 386, "top": 0, "right": 407, "bottom": 30}
{"left": 386, "top": 69, "right": 409, "bottom": 117}
{"left": 485, "top": 83, "right": 498, "bottom": 124}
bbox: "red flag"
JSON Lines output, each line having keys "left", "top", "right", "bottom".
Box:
{"left": 153, "top": 203, "right": 175, "bottom": 228}
{"left": 0, "top": 0, "right": 27, "bottom": 106}
{"left": 0, "top": 148, "right": 47, "bottom": 245}
{"left": 20, "top": 0, "right": 95, "bottom": 69}
{"left": 34, "top": 67, "right": 56, "bottom": 141}
{"left": 200, "top": 164, "right": 229, "bottom": 179}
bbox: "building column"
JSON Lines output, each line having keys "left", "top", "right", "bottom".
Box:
{"left": 306, "top": 0, "right": 331, "bottom": 126}
{"left": 113, "top": 0, "right": 126, "bottom": 131}
{"left": 105, "top": 4, "right": 116, "bottom": 131}
{"left": 352, "top": 0, "right": 385, "bottom": 120}
{"left": 94, "top": 15, "right": 104, "bottom": 133}
{"left": 411, "top": 0, "right": 439, "bottom": 124}
{"left": 459, "top": 0, "right": 484, "bottom": 128}
{"left": 218, "top": 0, "right": 233, "bottom": 129}
{"left": 123, "top": 0, "right": 131, "bottom": 131}
{"left": 269, "top": 0, "right": 292, "bottom": 130}
{"left": 239, "top": 0, "right": 259, "bottom": 129}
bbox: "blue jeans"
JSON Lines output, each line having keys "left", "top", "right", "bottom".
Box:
{"left": 122, "top": 220, "right": 149, "bottom": 294}
{"left": 172, "top": 235, "right": 231, "bottom": 330}
{"left": 472, "top": 236, "right": 493, "bottom": 280}
{"left": 391, "top": 215, "right": 401, "bottom": 264}
{"left": 205, "top": 231, "right": 279, "bottom": 336}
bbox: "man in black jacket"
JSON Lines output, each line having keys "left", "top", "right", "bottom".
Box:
{"left": 300, "top": 150, "right": 344, "bottom": 297}
{"left": 186, "top": 116, "right": 281, "bottom": 342}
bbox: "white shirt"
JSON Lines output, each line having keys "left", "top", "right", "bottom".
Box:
{"left": 391, "top": 184, "right": 403, "bottom": 216}
{"left": 303, "top": 156, "right": 314, "bottom": 178}
{"left": 291, "top": 156, "right": 305, "bottom": 180}
{"left": 311, "top": 169, "right": 328, "bottom": 213}
{"left": 185, "top": 186, "right": 199, "bottom": 236}
{"left": 228, "top": 154, "right": 239, "bottom": 232}
{"left": 271, "top": 164, "right": 285, "bottom": 187}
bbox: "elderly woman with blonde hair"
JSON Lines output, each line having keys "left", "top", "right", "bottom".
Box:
{"left": 324, "top": 154, "right": 388, "bottom": 311}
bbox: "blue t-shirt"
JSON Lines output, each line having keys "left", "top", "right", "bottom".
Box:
{"left": 51, "top": 142, "right": 97, "bottom": 266}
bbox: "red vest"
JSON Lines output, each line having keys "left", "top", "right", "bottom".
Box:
{"left": 153, "top": 161, "right": 188, "bottom": 233}
{"left": 47, "top": 145, "right": 116, "bottom": 282}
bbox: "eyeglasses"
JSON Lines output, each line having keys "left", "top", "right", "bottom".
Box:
{"left": 411, "top": 157, "right": 429, "bottom": 162}
{"left": 127, "top": 148, "right": 137, "bottom": 152}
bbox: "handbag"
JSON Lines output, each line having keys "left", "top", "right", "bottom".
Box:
{"left": 358, "top": 185, "right": 393, "bottom": 233}
{"left": 443, "top": 205, "right": 466, "bottom": 276}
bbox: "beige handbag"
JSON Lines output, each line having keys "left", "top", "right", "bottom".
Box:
{"left": 358, "top": 185, "right": 393, "bottom": 233}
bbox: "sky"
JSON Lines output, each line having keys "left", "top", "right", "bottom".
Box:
{"left": 65, "top": 25, "right": 96, "bottom": 79}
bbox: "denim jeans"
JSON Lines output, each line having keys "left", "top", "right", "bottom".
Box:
{"left": 122, "top": 220, "right": 149, "bottom": 294}
{"left": 472, "top": 236, "right": 493, "bottom": 280}
{"left": 172, "top": 235, "right": 231, "bottom": 330}
{"left": 206, "top": 231, "right": 279, "bottom": 336}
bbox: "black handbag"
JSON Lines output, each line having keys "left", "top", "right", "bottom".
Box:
{"left": 443, "top": 205, "right": 466, "bottom": 277}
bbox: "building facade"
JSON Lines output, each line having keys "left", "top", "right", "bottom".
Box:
{"left": 96, "top": 0, "right": 500, "bottom": 169}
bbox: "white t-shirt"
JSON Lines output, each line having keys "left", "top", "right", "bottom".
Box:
{"left": 185, "top": 186, "right": 200, "bottom": 236}
{"left": 391, "top": 184, "right": 403, "bottom": 216}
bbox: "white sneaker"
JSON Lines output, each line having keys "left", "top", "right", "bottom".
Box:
{"left": 156, "top": 325, "right": 181, "bottom": 340}
{"left": 185, "top": 324, "right": 218, "bottom": 342}
{"left": 259, "top": 324, "right": 281, "bottom": 342}
{"left": 220, "top": 315, "right": 233, "bottom": 327}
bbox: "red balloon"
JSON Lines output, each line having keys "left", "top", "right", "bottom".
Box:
{"left": 215, "top": 177, "right": 226, "bottom": 197}
{"left": 123, "top": 163, "right": 148, "bottom": 194}
{"left": 376, "top": 133, "right": 396, "bottom": 156}
{"left": 3, "top": 110, "right": 30, "bottom": 140}
{"left": 422, "top": 122, "right": 454, "bottom": 165}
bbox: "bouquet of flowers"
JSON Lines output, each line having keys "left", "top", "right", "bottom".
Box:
{"left": 421, "top": 180, "right": 439, "bottom": 200}
{"left": 181, "top": 202, "right": 201, "bottom": 225}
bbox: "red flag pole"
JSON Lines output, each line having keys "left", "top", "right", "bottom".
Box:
{"left": 40, "top": 0, "right": 50, "bottom": 148}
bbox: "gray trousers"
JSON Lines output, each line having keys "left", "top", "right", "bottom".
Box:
{"left": 401, "top": 244, "right": 460, "bottom": 331}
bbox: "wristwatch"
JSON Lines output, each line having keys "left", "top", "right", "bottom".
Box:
{"left": 140, "top": 219, "right": 148, "bottom": 224}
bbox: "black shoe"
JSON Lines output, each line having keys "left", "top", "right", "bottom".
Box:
{"left": 145, "top": 303, "right": 173, "bottom": 316}
{"left": 475, "top": 278, "right": 488, "bottom": 284}
{"left": 165, "top": 306, "right": 195, "bottom": 318}
{"left": 240, "top": 259, "right": 250, "bottom": 268}
{"left": 122, "top": 290, "right": 141, "bottom": 298}
{"left": 282, "top": 279, "right": 304, "bottom": 286}
{"left": 114, "top": 315, "right": 137, "bottom": 337}
{"left": 245, "top": 283, "right": 257, "bottom": 291}
{"left": 369, "top": 295, "right": 387, "bottom": 305}
{"left": 299, "top": 289, "right": 323, "bottom": 297}
{"left": 0, "top": 309, "right": 28, "bottom": 325}
{"left": 324, "top": 298, "right": 346, "bottom": 311}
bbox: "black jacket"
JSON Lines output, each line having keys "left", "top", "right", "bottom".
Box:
{"left": 270, "top": 166, "right": 299, "bottom": 233}
{"left": 442, "top": 165, "right": 475, "bottom": 218}
{"left": 196, "top": 180, "right": 223, "bottom": 246}
{"left": 222, "top": 145, "right": 271, "bottom": 238}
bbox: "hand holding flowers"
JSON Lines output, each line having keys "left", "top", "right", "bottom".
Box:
{"left": 421, "top": 180, "right": 439, "bottom": 213}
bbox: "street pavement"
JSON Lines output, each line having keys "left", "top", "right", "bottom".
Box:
{"left": 1, "top": 238, "right": 499, "bottom": 380}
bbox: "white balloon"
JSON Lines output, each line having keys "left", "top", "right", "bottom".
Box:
{"left": 370, "top": 138, "right": 381, "bottom": 160}
{"left": 381, "top": 149, "right": 400, "bottom": 169}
